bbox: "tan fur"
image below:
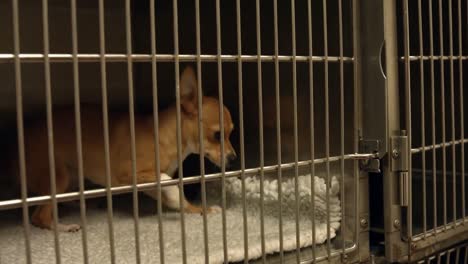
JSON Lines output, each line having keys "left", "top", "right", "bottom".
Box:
{"left": 22, "top": 67, "right": 236, "bottom": 231}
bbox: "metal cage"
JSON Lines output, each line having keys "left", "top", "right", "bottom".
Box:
{"left": 0, "top": 0, "right": 465, "bottom": 263}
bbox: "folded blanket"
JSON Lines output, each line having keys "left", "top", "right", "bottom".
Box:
{"left": 226, "top": 174, "right": 342, "bottom": 235}
{"left": 0, "top": 174, "right": 342, "bottom": 264}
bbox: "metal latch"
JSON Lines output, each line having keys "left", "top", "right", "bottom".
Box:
{"left": 346, "top": 139, "right": 380, "bottom": 173}
{"left": 352, "top": 139, "right": 381, "bottom": 173}
{"left": 391, "top": 130, "right": 409, "bottom": 207}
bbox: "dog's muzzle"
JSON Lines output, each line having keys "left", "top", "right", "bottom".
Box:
{"left": 225, "top": 153, "right": 237, "bottom": 168}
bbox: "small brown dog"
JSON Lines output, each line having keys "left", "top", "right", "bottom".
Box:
{"left": 20, "top": 66, "right": 236, "bottom": 231}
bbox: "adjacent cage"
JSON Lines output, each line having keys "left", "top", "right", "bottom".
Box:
{"left": 372, "top": 0, "right": 468, "bottom": 263}
{"left": 400, "top": 0, "right": 468, "bottom": 261}
{"left": 0, "top": 0, "right": 370, "bottom": 263}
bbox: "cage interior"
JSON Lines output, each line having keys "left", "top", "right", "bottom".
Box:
{"left": 0, "top": 0, "right": 360, "bottom": 263}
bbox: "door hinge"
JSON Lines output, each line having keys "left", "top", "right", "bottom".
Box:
{"left": 356, "top": 139, "right": 381, "bottom": 173}
{"left": 390, "top": 130, "right": 409, "bottom": 207}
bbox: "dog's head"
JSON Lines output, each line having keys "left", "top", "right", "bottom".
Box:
{"left": 180, "top": 66, "right": 237, "bottom": 168}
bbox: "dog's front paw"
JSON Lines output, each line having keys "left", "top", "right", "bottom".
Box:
{"left": 207, "top": 205, "right": 222, "bottom": 213}
{"left": 55, "top": 223, "right": 81, "bottom": 232}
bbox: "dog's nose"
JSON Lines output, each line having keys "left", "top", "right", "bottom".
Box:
{"left": 227, "top": 153, "right": 237, "bottom": 162}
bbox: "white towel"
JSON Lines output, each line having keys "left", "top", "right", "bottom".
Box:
{"left": 0, "top": 174, "right": 341, "bottom": 264}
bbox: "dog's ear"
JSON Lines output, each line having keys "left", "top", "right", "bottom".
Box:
{"left": 180, "top": 66, "right": 198, "bottom": 114}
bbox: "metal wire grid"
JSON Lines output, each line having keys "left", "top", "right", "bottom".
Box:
{"left": 400, "top": 0, "right": 467, "bottom": 255}
{"left": 0, "top": 0, "right": 368, "bottom": 263}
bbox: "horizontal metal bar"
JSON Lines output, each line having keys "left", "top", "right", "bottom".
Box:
{"left": 411, "top": 168, "right": 467, "bottom": 177}
{"left": 299, "top": 242, "right": 357, "bottom": 264}
{"left": 411, "top": 218, "right": 468, "bottom": 242}
{"left": 411, "top": 138, "right": 468, "bottom": 154}
{"left": 347, "top": 153, "right": 378, "bottom": 160}
{"left": 0, "top": 152, "right": 369, "bottom": 210}
{"left": 0, "top": 53, "right": 354, "bottom": 63}
{"left": 400, "top": 55, "right": 468, "bottom": 61}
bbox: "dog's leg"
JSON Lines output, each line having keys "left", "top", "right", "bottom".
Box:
{"left": 143, "top": 173, "right": 221, "bottom": 214}
{"left": 31, "top": 160, "right": 81, "bottom": 232}
{"left": 126, "top": 164, "right": 221, "bottom": 214}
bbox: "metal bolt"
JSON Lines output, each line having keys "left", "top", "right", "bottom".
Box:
{"left": 392, "top": 149, "right": 400, "bottom": 159}
{"left": 393, "top": 219, "right": 400, "bottom": 229}
{"left": 360, "top": 218, "right": 368, "bottom": 228}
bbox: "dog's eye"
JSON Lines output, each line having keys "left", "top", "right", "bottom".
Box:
{"left": 214, "top": 131, "right": 221, "bottom": 141}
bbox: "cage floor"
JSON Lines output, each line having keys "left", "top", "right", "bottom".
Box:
{"left": 0, "top": 175, "right": 341, "bottom": 264}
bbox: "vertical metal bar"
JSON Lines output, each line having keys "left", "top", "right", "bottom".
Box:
{"left": 273, "top": 0, "right": 283, "bottom": 261}
{"left": 124, "top": 0, "right": 141, "bottom": 262}
{"left": 337, "top": 0, "right": 346, "bottom": 255}
{"left": 322, "top": 0, "right": 331, "bottom": 259}
{"left": 194, "top": 0, "right": 209, "bottom": 263}
{"left": 402, "top": 0, "right": 413, "bottom": 249}
{"left": 11, "top": 1, "right": 32, "bottom": 262}
{"left": 148, "top": 1, "right": 164, "bottom": 262}
{"left": 306, "top": 0, "right": 316, "bottom": 261}
{"left": 448, "top": 0, "right": 457, "bottom": 226}
{"left": 98, "top": 0, "right": 116, "bottom": 261}
{"left": 254, "top": 0, "right": 266, "bottom": 262}
{"left": 417, "top": 0, "right": 427, "bottom": 238}
{"left": 437, "top": 0, "right": 448, "bottom": 231}
{"left": 429, "top": 0, "right": 438, "bottom": 233}
{"left": 70, "top": 0, "right": 89, "bottom": 262}
{"left": 464, "top": 246, "right": 468, "bottom": 264}
{"left": 352, "top": 0, "right": 361, "bottom": 248}
{"left": 455, "top": 247, "right": 461, "bottom": 264}
{"left": 236, "top": 0, "right": 249, "bottom": 262}
{"left": 172, "top": 0, "right": 187, "bottom": 262}
{"left": 214, "top": 0, "right": 228, "bottom": 262}
{"left": 458, "top": 0, "right": 465, "bottom": 224}
{"left": 290, "top": 0, "right": 301, "bottom": 262}
{"left": 41, "top": 0, "right": 61, "bottom": 262}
